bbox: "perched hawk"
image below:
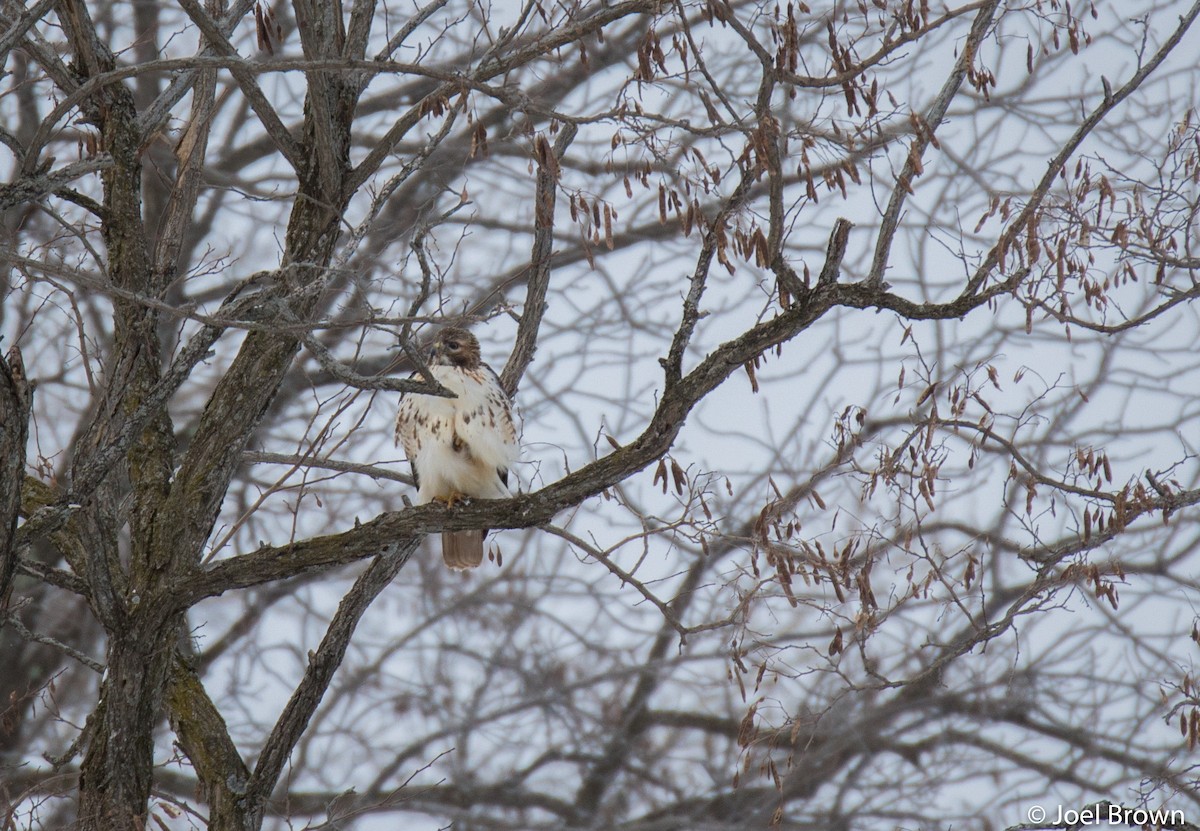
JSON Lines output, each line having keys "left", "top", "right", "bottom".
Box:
{"left": 395, "top": 328, "right": 519, "bottom": 569}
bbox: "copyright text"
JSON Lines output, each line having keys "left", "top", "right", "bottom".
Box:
{"left": 1025, "top": 803, "right": 1185, "bottom": 827}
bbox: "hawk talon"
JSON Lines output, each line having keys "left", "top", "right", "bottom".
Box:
{"left": 433, "top": 492, "right": 470, "bottom": 509}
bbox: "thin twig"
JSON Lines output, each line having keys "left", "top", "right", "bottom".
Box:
{"left": 1, "top": 599, "right": 104, "bottom": 673}
{"left": 243, "top": 451, "right": 413, "bottom": 485}
{"left": 301, "top": 334, "right": 453, "bottom": 396}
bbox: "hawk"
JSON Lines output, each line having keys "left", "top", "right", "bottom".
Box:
{"left": 395, "top": 328, "right": 519, "bottom": 569}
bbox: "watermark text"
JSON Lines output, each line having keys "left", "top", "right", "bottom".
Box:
{"left": 1025, "top": 802, "right": 1186, "bottom": 827}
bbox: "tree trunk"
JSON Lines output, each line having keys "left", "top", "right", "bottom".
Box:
{"left": 0, "top": 346, "right": 31, "bottom": 610}
{"left": 77, "top": 608, "right": 182, "bottom": 830}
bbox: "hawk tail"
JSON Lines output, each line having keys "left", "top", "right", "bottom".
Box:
{"left": 442, "top": 530, "right": 485, "bottom": 570}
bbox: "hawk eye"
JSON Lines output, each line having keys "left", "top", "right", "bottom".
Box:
{"left": 446, "top": 340, "right": 460, "bottom": 350}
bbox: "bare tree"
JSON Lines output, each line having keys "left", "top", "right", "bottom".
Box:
{"left": 4, "top": 0, "right": 1200, "bottom": 829}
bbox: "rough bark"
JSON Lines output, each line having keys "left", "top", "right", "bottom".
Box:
{"left": 0, "top": 346, "right": 31, "bottom": 610}
{"left": 165, "top": 656, "right": 253, "bottom": 830}
{"left": 54, "top": 0, "right": 181, "bottom": 823}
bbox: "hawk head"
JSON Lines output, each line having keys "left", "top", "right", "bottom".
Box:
{"left": 429, "top": 327, "right": 481, "bottom": 369}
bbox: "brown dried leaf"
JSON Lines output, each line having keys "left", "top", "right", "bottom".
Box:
{"left": 828, "top": 626, "right": 844, "bottom": 656}
{"left": 737, "top": 701, "right": 759, "bottom": 747}
{"left": 670, "top": 458, "right": 687, "bottom": 495}
{"left": 744, "top": 359, "right": 759, "bottom": 393}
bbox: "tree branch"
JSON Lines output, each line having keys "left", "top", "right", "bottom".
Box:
{"left": 0, "top": 346, "right": 32, "bottom": 609}
{"left": 174, "top": 0, "right": 303, "bottom": 171}
{"left": 500, "top": 122, "right": 577, "bottom": 396}
{"left": 867, "top": 0, "right": 1002, "bottom": 288}
{"left": 245, "top": 540, "right": 420, "bottom": 816}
